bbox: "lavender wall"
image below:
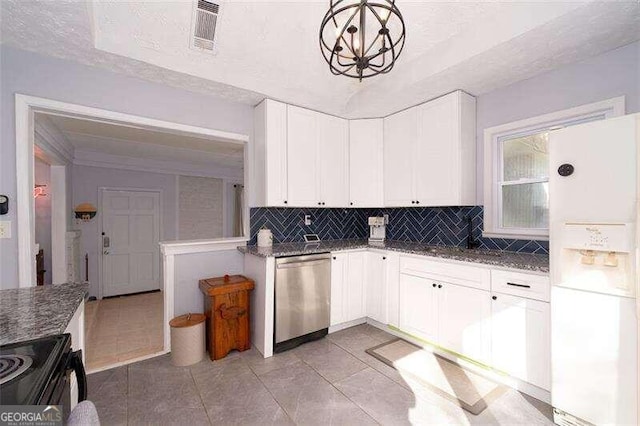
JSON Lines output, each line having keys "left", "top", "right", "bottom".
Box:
{"left": 72, "top": 165, "right": 179, "bottom": 297}
{"left": 475, "top": 41, "right": 639, "bottom": 202}
{"left": 0, "top": 46, "right": 253, "bottom": 289}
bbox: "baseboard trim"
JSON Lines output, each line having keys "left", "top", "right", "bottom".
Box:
{"left": 328, "top": 317, "right": 367, "bottom": 333}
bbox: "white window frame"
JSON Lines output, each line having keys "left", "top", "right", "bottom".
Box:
{"left": 483, "top": 96, "right": 625, "bottom": 240}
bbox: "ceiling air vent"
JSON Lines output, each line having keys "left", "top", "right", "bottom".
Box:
{"left": 190, "top": 0, "right": 221, "bottom": 53}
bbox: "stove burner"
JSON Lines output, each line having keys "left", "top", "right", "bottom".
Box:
{"left": 0, "top": 355, "right": 33, "bottom": 385}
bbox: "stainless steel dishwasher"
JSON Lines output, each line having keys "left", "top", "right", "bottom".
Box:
{"left": 274, "top": 253, "right": 331, "bottom": 352}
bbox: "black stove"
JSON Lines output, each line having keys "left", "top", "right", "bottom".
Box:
{"left": 0, "top": 334, "right": 87, "bottom": 418}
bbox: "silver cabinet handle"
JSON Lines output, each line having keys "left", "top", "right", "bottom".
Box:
{"left": 277, "top": 260, "right": 330, "bottom": 269}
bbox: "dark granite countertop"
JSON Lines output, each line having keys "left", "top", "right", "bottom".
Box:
{"left": 0, "top": 282, "right": 89, "bottom": 345}
{"left": 238, "top": 239, "right": 549, "bottom": 273}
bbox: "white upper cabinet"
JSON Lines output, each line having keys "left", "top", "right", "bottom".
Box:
{"left": 349, "top": 119, "right": 383, "bottom": 207}
{"left": 253, "top": 99, "right": 288, "bottom": 207}
{"left": 287, "top": 105, "right": 320, "bottom": 207}
{"left": 319, "top": 114, "right": 349, "bottom": 207}
{"left": 384, "top": 91, "right": 476, "bottom": 207}
{"left": 286, "top": 106, "right": 348, "bottom": 208}
{"left": 253, "top": 92, "right": 475, "bottom": 208}
{"left": 384, "top": 107, "right": 417, "bottom": 206}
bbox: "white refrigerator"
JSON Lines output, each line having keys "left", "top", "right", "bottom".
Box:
{"left": 550, "top": 113, "right": 639, "bottom": 425}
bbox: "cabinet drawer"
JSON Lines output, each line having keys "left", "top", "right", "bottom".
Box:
{"left": 491, "top": 270, "right": 549, "bottom": 302}
{"left": 400, "top": 255, "right": 490, "bottom": 291}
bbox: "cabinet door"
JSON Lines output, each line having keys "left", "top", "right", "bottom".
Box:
{"left": 254, "top": 99, "right": 288, "bottom": 207}
{"left": 438, "top": 282, "right": 491, "bottom": 363}
{"left": 287, "top": 105, "right": 319, "bottom": 206}
{"left": 349, "top": 119, "right": 383, "bottom": 207}
{"left": 330, "top": 253, "right": 347, "bottom": 326}
{"left": 385, "top": 252, "right": 400, "bottom": 327}
{"left": 399, "top": 273, "right": 438, "bottom": 342}
{"left": 384, "top": 108, "right": 417, "bottom": 206}
{"left": 366, "top": 252, "right": 386, "bottom": 324}
{"left": 415, "top": 93, "right": 459, "bottom": 206}
{"left": 346, "top": 252, "right": 366, "bottom": 321}
{"left": 319, "top": 114, "right": 349, "bottom": 207}
{"left": 491, "top": 293, "right": 550, "bottom": 390}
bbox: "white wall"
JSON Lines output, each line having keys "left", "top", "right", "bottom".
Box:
{"left": 34, "top": 158, "right": 52, "bottom": 285}
{"left": 475, "top": 41, "right": 639, "bottom": 202}
{"left": 173, "top": 250, "right": 244, "bottom": 316}
{"left": 0, "top": 45, "right": 253, "bottom": 289}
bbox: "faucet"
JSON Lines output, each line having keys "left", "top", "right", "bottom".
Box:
{"left": 465, "top": 216, "right": 480, "bottom": 250}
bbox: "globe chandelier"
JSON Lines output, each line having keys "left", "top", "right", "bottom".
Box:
{"left": 319, "top": 0, "right": 406, "bottom": 81}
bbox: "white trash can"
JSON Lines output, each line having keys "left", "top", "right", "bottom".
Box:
{"left": 169, "top": 313, "right": 206, "bottom": 366}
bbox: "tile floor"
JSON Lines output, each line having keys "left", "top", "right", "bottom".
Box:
{"left": 87, "top": 324, "right": 553, "bottom": 425}
{"left": 85, "top": 291, "right": 164, "bottom": 372}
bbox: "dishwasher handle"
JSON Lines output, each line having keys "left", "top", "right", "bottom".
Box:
{"left": 277, "top": 259, "right": 330, "bottom": 269}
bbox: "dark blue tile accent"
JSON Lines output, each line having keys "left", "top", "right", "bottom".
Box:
{"left": 249, "top": 206, "right": 549, "bottom": 254}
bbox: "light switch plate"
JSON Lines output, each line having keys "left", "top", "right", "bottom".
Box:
{"left": 0, "top": 221, "right": 11, "bottom": 239}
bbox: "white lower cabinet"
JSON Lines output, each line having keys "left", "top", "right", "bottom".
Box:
{"left": 439, "top": 282, "right": 491, "bottom": 364}
{"left": 399, "top": 273, "right": 490, "bottom": 362}
{"left": 491, "top": 292, "right": 551, "bottom": 390}
{"left": 330, "top": 251, "right": 550, "bottom": 392}
{"left": 330, "top": 253, "right": 347, "bottom": 325}
{"left": 366, "top": 251, "right": 387, "bottom": 324}
{"left": 331, "top": 251, "right": 366, "bottom": 326}
{"left": 399, "top": 273, "right": 439, "bottom": 343}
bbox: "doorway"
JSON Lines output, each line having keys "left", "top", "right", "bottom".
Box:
{"left": 101, "top": 189, "right": 161, "bottom": 297}
{"left": 16, "top": 94, "right": 249, "bottom": 372}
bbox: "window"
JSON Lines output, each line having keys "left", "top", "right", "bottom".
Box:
{"left": 483, "top": 97, "right": 625, "bottom": 240}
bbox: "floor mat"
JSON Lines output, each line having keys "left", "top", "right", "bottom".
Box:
{"left": 366, "top": 338, "right": 506, "bottom": 415}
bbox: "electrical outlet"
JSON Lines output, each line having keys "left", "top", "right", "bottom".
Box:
{"left": 0, "top": 221, "right": 11, "bottom": 239}
{"left": 304, "top": 214, "right": 312, "bottom": 226}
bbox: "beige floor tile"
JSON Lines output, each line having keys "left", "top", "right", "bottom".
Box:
{"left": 85, "top": 291, "right": 164, "bottom": 371}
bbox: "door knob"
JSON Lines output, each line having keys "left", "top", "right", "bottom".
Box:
{"left": 103, "top": 250, "right": 110, "bottom": 255}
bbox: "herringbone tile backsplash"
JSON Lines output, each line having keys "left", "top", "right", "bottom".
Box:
{"left": 249, "top": 206, "right": 549, "bottom": 254}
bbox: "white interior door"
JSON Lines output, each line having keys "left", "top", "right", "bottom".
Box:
{"left": 102, "top": 190, "right": 160, "bottom": 297}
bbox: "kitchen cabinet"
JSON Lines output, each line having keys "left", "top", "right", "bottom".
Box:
{"left": 384, "top": 107, "right": 417, "bottom": 206}
{"left": 253, "top": 99, "right": 288, "bottom": 206}
{"left": 349, "top": 119, "right": 384, "bottom": 207}
{"left": 399, "top": 272, "right": 490, "bottom": 362}
{"left": 491, "top": 272, "right": 551, "bottom": 390}
{"left": 319, "top": 114, "right": 349, "bottom": 207}
{"left": 438, "top": 282, "right": 491, "bottom": 363}
{"left": 398, "top": 255, "right": 491, "bottom": 362}
{"left": 365, "top": 250, "right": 400, "bottom": 325}
{"left": 330, "top": 253, "right": 347, "bottom": 325}
{"left": 384, "top": 91, "right": 476, "bottom": 207}
{"left": 287, "top": 106, "right": 348, "bottom": 207}
{"left": 287, "top": 105, "right": 320, "bottom": 207}
{"left": 330, "top": 251, "right": 366, "bottom": 326}
{"left": 399, "top": 272, "right": 438, "bottom": 342}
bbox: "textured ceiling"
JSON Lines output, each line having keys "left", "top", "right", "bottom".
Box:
{"left": 3, "top": 1, "right": 639, "bottom": 118}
